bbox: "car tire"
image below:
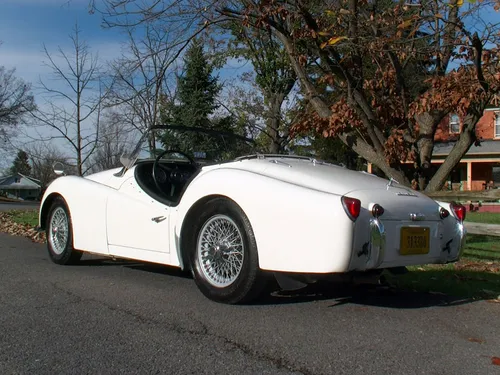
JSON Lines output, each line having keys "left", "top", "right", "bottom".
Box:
{"left": 46, "top": 197, "right": 83, "bottom": 265}
{"left": 189, "top": 198, "right": 266, "bottom": 304}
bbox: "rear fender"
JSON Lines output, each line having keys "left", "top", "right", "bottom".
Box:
{"left": 173, "top": 168, "right": 354, "bottom": 273}
{"left": 435, "top": 201, "right": 467, "bottom": 261}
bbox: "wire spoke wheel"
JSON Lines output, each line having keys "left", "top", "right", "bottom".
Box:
{"left": 48, "top": 207, "right": 69, "bottom": 255}
{"left": 197, "top": 214, "right": 245, "bottom": 288}
{"left": 190, "top": 198, "right": 265, "bottom": 304}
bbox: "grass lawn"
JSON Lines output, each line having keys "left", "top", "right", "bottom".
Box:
{"left": 465, "top": 211, "right": 500, "bottom": 224}
{"left": 464, "top": 234, "right": 500, "bottom": 262}
{"left": 387, "top": 232, "right": 500, "bottom": 300}
{"left": 386, "top": 264, "right": 500, "bottom": 300}
{"left": 7, "top": 210, "right": 39, "bottom": 227}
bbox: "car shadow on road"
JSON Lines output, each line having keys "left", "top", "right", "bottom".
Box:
{"left": 257, "top": 282, "right": 474, "bottom": 309}
{"left": 74, "top": 256, "right": 491, "bottom": 309}
{"left": 75, "top": 256, "right": 193, "bottom": 279}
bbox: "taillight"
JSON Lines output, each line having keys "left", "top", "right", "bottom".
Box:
{"left": 371, "top": 204, "right": 384, "bottom": 218}
{"left": 439, "top": 207, "right": 450, "bottom": 219}
{"left": 342, "top": 196, "right": 361, "bottom": 221}
{"left": 450, "top": 202, "right": 466, "bottom": 222}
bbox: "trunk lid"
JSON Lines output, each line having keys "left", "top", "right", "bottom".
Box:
{"left": 346, "top": 186, "right": 442, "bottom": 221}
{"left": 227, "top": 157, "right": 391, "bottom": 194}
{"left": 225, "top": 156, "right": 441, "bottom": 221}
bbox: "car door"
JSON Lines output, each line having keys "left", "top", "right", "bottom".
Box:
{"left": 106, "top": 175, "right": 171, "bottom": 259}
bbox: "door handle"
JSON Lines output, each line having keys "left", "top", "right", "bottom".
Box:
{"left": 151, "top": 216, "right": 166, "bottom": 223}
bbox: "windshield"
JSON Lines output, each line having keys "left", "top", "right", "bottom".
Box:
{"left": 119, "top": 125, "right": 261, "bottom": 170}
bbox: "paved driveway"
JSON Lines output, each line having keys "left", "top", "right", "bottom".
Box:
{"left": 1, "top": 233, "right": 499, "bottom": 374}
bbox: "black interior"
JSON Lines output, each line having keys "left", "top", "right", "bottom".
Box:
{"left": 134, "top": 160, "right": 199, "bottom": 206}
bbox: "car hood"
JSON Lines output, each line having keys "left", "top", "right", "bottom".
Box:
{"left": 84, "top": 167, "right": 124, "bottom": 188}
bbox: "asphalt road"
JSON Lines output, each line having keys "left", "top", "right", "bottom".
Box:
{"left": 0, "top": 201, "right": 39, "bottom": 212}
{"left": 1, "top": 233, "right": 500, "bottom": 375}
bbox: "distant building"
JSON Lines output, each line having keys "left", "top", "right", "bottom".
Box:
{"left": 365, "top": 94, "right": 500, "bottom": 191}
{"left": 432, "top": 94, "right": 500, "bottom": 190}
{"left": 0, "top": 173, "right": 41, "bottom": 200}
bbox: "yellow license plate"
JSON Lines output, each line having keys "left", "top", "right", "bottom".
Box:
{"left": 400, "top": 227, "right": 430, "bottom": 255}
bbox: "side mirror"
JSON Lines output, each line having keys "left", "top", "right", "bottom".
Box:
{"left": 53, "top": 162, "right": 65, "bottom": 176}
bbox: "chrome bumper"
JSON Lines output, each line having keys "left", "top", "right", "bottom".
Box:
{"left": 369, "top": 218, "right": 386, "bottom": 268}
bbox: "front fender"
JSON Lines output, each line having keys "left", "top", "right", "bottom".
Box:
{"left": 39, "top": 176, "right": 111, "bottom": 254}
{"left": 173, "top": 168, "right": 355, "bottom": 273}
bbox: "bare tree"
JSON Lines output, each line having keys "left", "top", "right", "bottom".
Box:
{"left": 222, "top": 74, "right": 300, "bottom": 152}
{"left": 106, "top": 23, "right": 181, "bottom": 155}
{"left": 0, "top": 66, "right": 35, "bottom": 144}
{"left": 224, "top": 26, "right": 297, "bottom": 153}
{"left": 87, "top": 111, "right": 132, "bottom": 173}
{"left": 29, "top": 24, "right": 105, "bottom": 176}
{"left": 25, "top": 142, "right": 71, "bottom": 190}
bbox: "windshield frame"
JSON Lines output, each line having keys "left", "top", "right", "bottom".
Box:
{"left": 117, "top": 124, "right": 259, "bottom": 176}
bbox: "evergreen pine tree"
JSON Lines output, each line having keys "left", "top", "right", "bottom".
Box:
{"left": 161, "top": 39, "right": 233, "bottom": 159}
{"left": 10, "top": 150, "right": 32, "bottom": 176}
{"left": 170, "top": 38, "right": 220, "bottom": 127}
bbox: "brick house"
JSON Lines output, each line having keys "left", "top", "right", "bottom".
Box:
{"left": 432, "top": 94, "right": 500, "bottom": 191}
{"left": 366, "top": 95, "right": 500, "bottom": 190}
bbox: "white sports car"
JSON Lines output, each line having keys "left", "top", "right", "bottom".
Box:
{"left": 38, "top": 126, "right": 466, "bottom": 304}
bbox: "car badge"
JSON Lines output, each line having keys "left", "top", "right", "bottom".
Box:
{"left": 409, "top": 213, "right": 425, "bottom": 221}
{"left": 397, "top": 191, "right": 417, "bottom": 197}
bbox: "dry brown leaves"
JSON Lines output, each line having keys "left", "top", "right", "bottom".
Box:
{"left": 0, "top": 212, "right": 46, "bottom": 244}
{"left": 454, "top": 260, "right": 500, "bottom": 274}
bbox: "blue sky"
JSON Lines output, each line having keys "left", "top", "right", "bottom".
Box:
{"left": 0, "top": 0, "right": 125, "bottom": 85}
{"left": 0, "top": 0, "right": 249, "bottom": 92}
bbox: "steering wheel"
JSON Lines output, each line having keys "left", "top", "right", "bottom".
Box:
{"left": 152, "top": 149, "right": 196, "bottom": 196}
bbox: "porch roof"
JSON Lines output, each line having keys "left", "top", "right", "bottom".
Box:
{"left": 433, "top": 140, "right": 500, "bottom": 157}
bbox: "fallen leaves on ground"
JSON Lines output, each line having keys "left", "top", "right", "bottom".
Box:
{"left": 0, "top": 212, "right": 46, "bottom": 243}
{"left": 454, "top": 260, "right": 500, "bottom": 273}
{"left": 492, "top": 357, "right": 500, "bottom": 366}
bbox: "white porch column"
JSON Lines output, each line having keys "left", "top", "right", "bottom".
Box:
{"left": 467, "top": 162, "right": 472, "bottom": 191}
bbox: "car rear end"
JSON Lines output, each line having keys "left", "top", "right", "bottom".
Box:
{"left": 343, "top": 186, "right": 466, "bottom": 272}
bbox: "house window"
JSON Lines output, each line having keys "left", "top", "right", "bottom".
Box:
{"left": 15, "top": 177, "right": 20, "bottom": 183}
{"left": 450, "top": 113, "right": 460, "bottom": 134}
{"left": 495, "top": 112, "right": 500, "bottom": 138}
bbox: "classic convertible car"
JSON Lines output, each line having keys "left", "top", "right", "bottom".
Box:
{"left": 38, "top": 126, "right": 466, "bottom": 304}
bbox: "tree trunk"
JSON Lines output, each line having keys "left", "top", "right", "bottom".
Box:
{"left": 266, "top": 92, "right": 286, "bottom": 154}
{"left": 425, "top": 111, "right": 482, "bottom": 192}
{"left": 415, "top": 110, "right": 445, "bottom": 190}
